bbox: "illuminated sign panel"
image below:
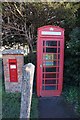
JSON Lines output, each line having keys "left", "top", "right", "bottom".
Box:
{"left": 41, "top": 31, "right": 61, "bottom": 35}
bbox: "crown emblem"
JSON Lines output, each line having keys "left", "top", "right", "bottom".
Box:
{"left": 50, "top": 28, "right": 54, "bottom": 31}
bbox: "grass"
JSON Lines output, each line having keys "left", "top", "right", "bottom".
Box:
{"left": 30, "top": 94, "right": 39, "bottom": 118}
{"left": 63, "top": 85, "right": 80, "bottom": 117}
{"left": 2, "top": 89, "right": 38, "bottom": 119}
{"left": 2, "top": 91, "right": 21, "bottom": 119}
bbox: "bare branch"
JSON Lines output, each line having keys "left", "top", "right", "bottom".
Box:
{"left": 3, "top": 24, "right": 25, "bottom": 33}
{"left": 2, "top": 33, "right": 26, "bottom": 40}
{"left": 5, "top": 1, "right": 23, "bottom": 21}
{"left": 14, "top": 4, "right": 23, "bottom": 17}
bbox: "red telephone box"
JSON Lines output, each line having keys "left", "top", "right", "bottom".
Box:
{"left": 37, "top": 25, "right": 64, "bottom": 97}
{"left": 9, "top": 59, "right": 18, "bottom": 82}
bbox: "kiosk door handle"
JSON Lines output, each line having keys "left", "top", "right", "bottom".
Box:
{"left": 40, "top": 64, "right": 42, "bottom": 68}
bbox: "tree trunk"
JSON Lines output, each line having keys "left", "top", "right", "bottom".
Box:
{"left": 29, "top": 42, "right": 33, "bottom": 53}
{"left": 25, "top": 37, "right": 33, "bottom": 53}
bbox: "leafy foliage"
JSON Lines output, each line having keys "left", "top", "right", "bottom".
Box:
{"left": 2, "top": 2, "right": 80, "bottom": 51}
{"left": 64, "top": 27, "right": 80, "bottom": 86}
{"left": 63, "top": 85, "right": 80, "bottom": 117}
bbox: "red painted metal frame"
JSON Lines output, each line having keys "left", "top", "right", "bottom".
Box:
{"left": 37, "top": 25, "right": 64, "bottom": 97}
{"left": 9, "top": 59, "right": 18, "bottom": 82}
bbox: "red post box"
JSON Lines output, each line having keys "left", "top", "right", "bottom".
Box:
{"left": 37, "top": 25, "right": 64, "bottom": 97}
{"left": 9, "top": 59, "right": 18, "bottom": 82}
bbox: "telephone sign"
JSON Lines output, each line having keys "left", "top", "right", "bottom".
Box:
{"left": 37, "top": 25, "right": 64, "bottom": 97}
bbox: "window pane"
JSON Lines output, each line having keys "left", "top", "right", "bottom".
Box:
{"left": 43, "top": 61, "right": 57, "bottom": 66}
{"left": 45, "top": 74, "right": 56, "bottom": 78}
{"left": 43, "top": 74, "right": 45, "bottom": 78}
{"left": 44, "top": 61, "right": 53, "bottom": 66}
{"left": 46, "top": 41, "right": 57, "bottom": 46}
{"left": 46, "top": 67, "right": 56, "bottom": 72}
{"left": 58, "top": 61, "right": 60, "bottom": 66}
{"left": 43, "top": 48, "right": 45, "bottom": 53}
{"left": 43, "top": 41, "right": 45, "bottom": 46}
{"left": 46, "top": 48, "right": 57, "bottom": 53}
{"left": 43, "top": 54, "right": 57, "bottom": 60}
{"left": 53, "top": 61, "right": 57, "bottom": 66}
{"left": 58, "top": 48, "right": 60, "bottom": 53}
{"left": 57, "top": 73, "right": 59, "bottom": 78}
{"left": 58, "top": 67, "right": 59, "bottom": 72}
{"left": 42, "top": 80, "right": 44, "bottom": 84}
{"left": 45, "top": 80, "right": 57, "bottom": 84}
{"left": 45, "top": 86, "right": 57, "bottom": 90}
{"left": 58, "top": 41, "right": 60, "bottom": 46}
{"left": 43, "top": 67, "right": 45, "bottom": 72}
{"left": 58, "top": 54, "right": 60, "bottom": 59}
{"left": 42, "top": 86, "right": 45, "bottom": 90}
{"left": 53, "top": 54, "right": 57, "bottom": 59}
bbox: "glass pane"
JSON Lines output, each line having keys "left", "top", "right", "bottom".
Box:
{"left": 43, "top": 61, "right": 57, "bottom": 66}
{"left": 45, "top": 86, "right": 57, "bottom": 90}
{"left": 44, "top": 61, "right": 53, "bottom": 66}
{"left": 58, "top": 61, "right": 60, "bottom": 66}
{"left": 57, "top": 73, "right": 59, "bottom": 78}
{"left": 42, "top": 80, "right": 44, "bottom": 84}
{"left": 45, "top": 74, "right": 56, "bottom": 78}
{"left": 42, "top": 86, "right": 45, "bottom": 90}
{"left": 58, "top": 48, "right": 60, "bottom": 53}
{"left": 45, "top": 80, "right": 57, "bottom": 84}
{"left": 58, "top": 67, "right": 59, "bottom": 72}
{"left": 46, "top": 67, "right": 56, "bottom": 72}
{"left": 43, "top": 41, "right": 45, "bottom": 46}
{"left": 43, "top": 54, "right": 53, "bottom": 60}
{"left": 43, "top": 68, "right": 45, "bottom": 72}
{"left": 46, "top": 48, "right": 57, "bottom": 53}
{"left": 58, "top": 41, "right": 60, "bottom": 46}
{"left": 58, "top": 54, "right": 60, "bottom": 59}
{"left": 53, "top": 61, "right": 57, "bottom": 66}
{"left": 43, "top": 48, "right": 45, "bottom": 53}
{"left": 53, "top": 54, "right": 57, "bottom": 59}
{"left": 43, "top": 74, "right": 45, "bottom": 78}
{"left": 43, "top": 54, "right": 57, "bottom": 60}
{"left": 46, "top": 41, "right": 57, "bottom": 46}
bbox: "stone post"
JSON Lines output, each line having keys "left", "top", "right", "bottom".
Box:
{"left": 20, "top": 63, "right": 35, "bottom": 119}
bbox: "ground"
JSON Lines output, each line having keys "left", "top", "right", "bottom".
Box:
{"left": 39, "top": 96, "right": 78, "bottom": 118}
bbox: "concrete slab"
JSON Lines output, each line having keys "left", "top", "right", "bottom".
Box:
{"left": 39, "top": 96, "right": 79, "bottom": 118}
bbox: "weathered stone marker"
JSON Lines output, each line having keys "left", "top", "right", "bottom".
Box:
{"left": 20, "top": 63, "right": 35, "bottom": 119}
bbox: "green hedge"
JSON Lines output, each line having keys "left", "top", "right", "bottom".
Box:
{"left": 64, "top": 27, "right": 80, "bottom": 87}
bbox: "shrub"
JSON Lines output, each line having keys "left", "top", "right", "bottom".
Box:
{"left": 64, "top": 27, "right": 80, "bottom": 86}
